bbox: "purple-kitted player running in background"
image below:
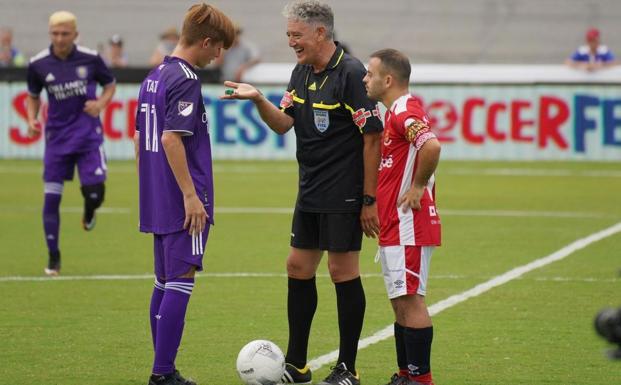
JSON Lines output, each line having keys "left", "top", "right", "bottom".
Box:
{"left": 134, "top": 3, "right": 235, "bottom": 385}
{"left": 26, "top": 10, "right": 116, "bottom": 276}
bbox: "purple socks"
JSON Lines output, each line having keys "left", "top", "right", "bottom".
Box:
{"left": 43, "top": 189, "right": 62, "bottom": 253}
{"left": 150, "top": 278, "right": 166, "bottom": 349}
{"left": 151, "top": 277, "right": 194, "bottom": 375}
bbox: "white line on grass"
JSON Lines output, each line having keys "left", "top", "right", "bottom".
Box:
{"left": 306, "top": 221, "right": 621, "bottom": 371}
{"left": 1, "top": 272, "right": 617, "bottom": 284}
{"left": 0, "top": 165, "right": 298, "bottom": 174}
{"left": 0, "top": 205, "right": 613, "bottom": 219}
{"left": 0, "top": 272, "right": 382, "bottom": 282}
{"left": 447, "top": 168, "right": 621, "bottom": 178}
{"left": 3, "top": 166, "right": 621, "bottom": 177}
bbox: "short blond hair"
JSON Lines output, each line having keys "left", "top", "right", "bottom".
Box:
{"left": 49, "top": 11, "right": 77, "bottom": 28}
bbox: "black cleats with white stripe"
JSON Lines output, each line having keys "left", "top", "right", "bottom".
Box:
{"left": 82, "top": 213, "right": 96, "bottom": 231}
{"left": 173, "top": 370, "right": 196, "bottom": 385}
{"left": 317, "top": 362, "right": 360, "bottom": 385}
{"left": 148, "top": 370, "right": 196, "bottom": 385}
{"left": 44, "top": 250, "right": 61, "bottom": 276}
{"left": 281, "top": 363, "right": 312, "bottom": 384}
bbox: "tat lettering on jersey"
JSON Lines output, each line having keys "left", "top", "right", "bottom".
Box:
{"left": 146, "top": 80, "right": 159, "bottom": 93}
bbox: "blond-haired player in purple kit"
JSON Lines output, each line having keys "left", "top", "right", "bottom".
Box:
{"left": 26, "top": 11, "right": 116, "bottom": 276}
{"left": 134, "top": 3, "right": 235, "bottom": 385}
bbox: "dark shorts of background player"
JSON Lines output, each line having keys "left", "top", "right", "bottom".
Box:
{"left": 290, "top": 208, "right": 362, "bottom": 252}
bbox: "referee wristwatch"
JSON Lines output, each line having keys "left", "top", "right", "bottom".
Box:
{"left": 362, "top": 194, "right": 376, "bottom": 206}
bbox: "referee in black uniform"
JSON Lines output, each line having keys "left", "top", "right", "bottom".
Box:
{"left": 222, "top": 2, "right": 382, "bottom": 384}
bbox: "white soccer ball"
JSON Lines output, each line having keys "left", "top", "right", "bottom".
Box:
{"left": 236, "top": 339, "right": 286, "bottom": 385}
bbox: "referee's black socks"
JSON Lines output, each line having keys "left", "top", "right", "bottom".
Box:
{"left": 335, "top": 276, "right": 366, "bottom": 374}
{"left": 286, "top": 276, "right": 317, "bottom": 369}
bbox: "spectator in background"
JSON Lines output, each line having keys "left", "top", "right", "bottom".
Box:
{"left": 217, "top": 25, "right": 260, "bottom": 82}
{"left": 566, "top": 28, "right": 618, "bottom": 71}
{"left": 149, "top": 27, "right": 179, "bottom": 66}
{"left": 0, "top": 27, "right": 26, "bottom": 67}
{"left": 104, "top": 34, "right": 128, "bottom": 68}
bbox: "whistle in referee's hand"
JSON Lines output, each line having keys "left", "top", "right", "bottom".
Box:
{"left": 225, "top": 89, "right": 235, "bottom": 95}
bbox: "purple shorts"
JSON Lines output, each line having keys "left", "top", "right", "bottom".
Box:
{"left": 43, "top": 145, "right": 107, "bottom": 186}
{"left": 153, "top": 226, "right": 210, "bottom": 280}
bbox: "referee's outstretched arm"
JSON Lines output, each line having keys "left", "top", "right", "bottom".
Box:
{"left": 221, "top": 80, "right": 294, "bottom": 134}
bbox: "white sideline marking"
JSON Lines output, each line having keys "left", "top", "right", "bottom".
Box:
{"left": 0, "top": 205, "right": 612, "bottom": 219}
{"left": 0, "top": 272, "right": 383, "bottom": 282}
{"left": 306, "top": 221, "right": 621, "bottom": 371}
{"left": 2, "top": 166, "right": 621, "bottom": 178}
{"left": 0, "top": 165, "right": 297, "bottom": 174}
{"left": 0, "top": 272, "right": 617, "bottom": 284}
{"left": 447, "top": 168, "right": 621, "bottom": 178}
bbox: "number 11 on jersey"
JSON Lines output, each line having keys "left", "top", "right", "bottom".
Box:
{"left": 140, "top": 102, "right": 159, "bottom": 152}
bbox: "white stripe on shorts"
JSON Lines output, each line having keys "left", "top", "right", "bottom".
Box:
{"left": 378, "top": 245, "right": 434, "bottom": 299}
{"left": 99, "top": 145, "right": 108, "bottom": 171}
{"left": 191, "top": 233, "right": 204, "bottom": 255}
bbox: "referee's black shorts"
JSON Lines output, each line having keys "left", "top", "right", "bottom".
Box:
{"left": 290, "top": 208, "right": 362, "bottom": 252}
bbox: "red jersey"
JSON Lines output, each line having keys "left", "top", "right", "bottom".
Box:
{"left": 377, "top": 94, "right": 441, "bottom": 247}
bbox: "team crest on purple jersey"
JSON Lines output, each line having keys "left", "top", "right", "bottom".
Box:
{"left": 76, "top": 66, "right": 88, "bottom": 79}
{"left": 178, "top": 101, "right": 194, "bottom": 116}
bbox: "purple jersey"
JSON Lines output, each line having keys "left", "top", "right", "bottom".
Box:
{"left": 136, "top": 56, "right": 214, "bottom": 234}
{"left": 27, "top": 45, "right": 115, "bottom": 154}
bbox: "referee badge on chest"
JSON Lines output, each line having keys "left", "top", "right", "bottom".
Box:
{"left": 313, "top": 109, "right": 330, "bottom": 132}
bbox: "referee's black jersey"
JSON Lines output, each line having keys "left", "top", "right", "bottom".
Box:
{"left": 280, "top": 43, "right": 383, "bottom": 213}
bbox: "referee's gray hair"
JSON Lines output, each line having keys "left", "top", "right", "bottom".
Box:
{"left": 283, "top": 1, "right": 334, "bottom": 39}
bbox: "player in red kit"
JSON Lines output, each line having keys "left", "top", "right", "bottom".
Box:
{"left": 363, "top": 49, "right": 441, "bottom": 385}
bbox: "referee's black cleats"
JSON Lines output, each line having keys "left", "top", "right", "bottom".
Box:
{"left": 44, "top": 250, "right": 61, "bottom": 276}
{"left": 318, "top": 362, "right": 360, "bottom": 385}
{"left": 148, "top": 370, "right": 196, "bottom": 385}
{"left": 281, "top": 363, "right": 312, "bottom": 384}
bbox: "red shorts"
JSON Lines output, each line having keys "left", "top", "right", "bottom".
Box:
{"left": 377, "top": 245, "right": 434, "bottom": 299}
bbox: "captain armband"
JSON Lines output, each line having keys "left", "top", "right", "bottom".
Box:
{"left": 404, "top": 118, "right": 436, "bottom": 150}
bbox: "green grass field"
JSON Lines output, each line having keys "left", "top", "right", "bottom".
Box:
{"left": 1, "top": 159, "right": 620, "bottom": 385}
